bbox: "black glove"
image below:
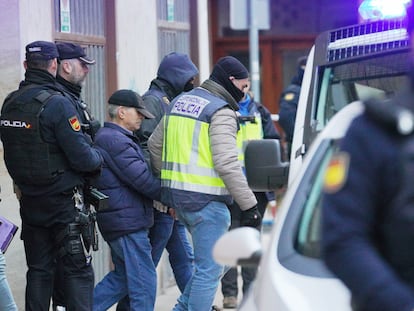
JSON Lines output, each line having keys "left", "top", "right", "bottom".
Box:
{"left": 240, "top": 205, "right": 262, "bottom": 228}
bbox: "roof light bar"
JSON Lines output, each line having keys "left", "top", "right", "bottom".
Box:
{"left": 359, "top": 0, "right": 411, "bottom": 21}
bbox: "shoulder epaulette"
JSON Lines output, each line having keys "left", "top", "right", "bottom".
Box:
{"left": 364, "top": 98, "right": 414, "bottom": 135}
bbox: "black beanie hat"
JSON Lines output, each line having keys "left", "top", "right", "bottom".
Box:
{"left": 210, "top": 56, "right": 249, "bottom": 103}
{"left": 211, "top": 56, "right": 249, "bottom": 80}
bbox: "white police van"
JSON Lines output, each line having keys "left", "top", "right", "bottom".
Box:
{"left": 287, "top": 18, "right": 410, "bottom": 185}
{"left": 247, "top": 18, "right": 411, "bottom": 192}
{"left": 213, "top": 8, "right": 412, "bottom": 311}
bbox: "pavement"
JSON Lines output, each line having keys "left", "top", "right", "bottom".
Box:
{"left": 1, "top": 148, "right": 273, "bottom": 310}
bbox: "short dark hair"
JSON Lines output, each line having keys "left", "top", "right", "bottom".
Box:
{"left": 25, "top": 58, "right": 54, "bottom": 70}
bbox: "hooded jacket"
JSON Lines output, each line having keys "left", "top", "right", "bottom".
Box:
{"left": 136, "top": 52, "right": 199, "bottom": 152}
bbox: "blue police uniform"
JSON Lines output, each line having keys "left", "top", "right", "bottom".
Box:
{"left": 279, "top": 57, "right": 306, "bottom": 157}
{"left": 51, "top": 74, "right": 101, "bottom": 310}
{"left": 221, "top": 93, "right": 280, "bottom": 302}
{"left": 278, "top": 82, "right": 301, "bottom": 143}
{"left": 57, "top": 75, "right": 101, "bottom": 140}
{"left": 0, "top": 64, "right": 102, "bottom": 311}
{"left": 322, "top": 89, "right": 414, "bottom": 311}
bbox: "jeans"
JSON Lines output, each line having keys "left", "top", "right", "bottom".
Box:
{"left": 93, "top": 230, "right": 156, "bottom": 311}
{"left": 116, "top": 212, "right": 194, "bottom": 311}
{"left": 173, "top": 201, "right": 231, "bottom": 311}
{"left": 221, "top": 192, "right": 268, "bottom": 298}
{"left": 150, "top": 210, "right": 194, "bottom": 292}
{"left": 149, "top": 210, "right": 174, "bottom": 265}
{"left": 0, "top": 251, "right": 17, "bottom": 311}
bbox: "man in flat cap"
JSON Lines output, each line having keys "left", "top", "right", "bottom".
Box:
{"left": 92, "top": 89, "right": 161, "bottom": 311}
{"left": 148, "top": 56, "right": 262, "bottom": 311}
{"left": 0, "top": 40, "right": 102, "bottom": 311}
{"left": 116, "top": 51, "right": 198, "bottom": 311}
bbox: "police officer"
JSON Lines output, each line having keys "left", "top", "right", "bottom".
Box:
{"left": 148, "top": 56, "right": 262, "bottom": 311}
{"left": 278, "top": 56, "right": 307, "bottom": 158}
{"left": 221, "top": 83, "right": 280, "bottom": 309}
{"left": 0, "top": 41, "right": 103, "bottom": 311}
{"left": 56, "top": 42, "right": 101, "bottom": 140}
{"left": 321, "top": 6, "right": 414, "bottom": 311}
{"left": 51, "top": 41, "right": 101, "bottom": 311}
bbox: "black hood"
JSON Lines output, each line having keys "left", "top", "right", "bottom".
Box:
{"left": 157, "top": 52, "right": 199, "bottom": 96}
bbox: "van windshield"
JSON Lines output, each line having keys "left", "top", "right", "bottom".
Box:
{"left": 314, "top": 51, "right": 410, "bottom": 131}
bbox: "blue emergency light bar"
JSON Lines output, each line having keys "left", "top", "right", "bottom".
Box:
{"left": 359, "top": 0, "right": 411, "bottom": 21}
{"left": 326, "top": 19, "right": 409, "bottom": 62}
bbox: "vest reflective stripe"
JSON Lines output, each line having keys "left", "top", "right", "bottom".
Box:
{"left": 237, "top": 114, "right": 263, "bottom": 165}
{"left": 161, "top": 115, "right": 229, "bottom": 196}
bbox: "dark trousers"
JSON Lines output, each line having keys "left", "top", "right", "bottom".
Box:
{"left": 52, "top": 260, "right": 65, "bottom": 309}
{"left": 21, "top": 193, "right": 94, "bottom": 311}
{"left": 221, "top": 192, "right": 268, "bottom": 298}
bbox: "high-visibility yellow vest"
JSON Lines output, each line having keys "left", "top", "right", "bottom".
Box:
{"left": 237, "top": 113, "right": 263, "bottom": 166}
{"left": 161, "top": 91, "right": 231, "bottom": 197}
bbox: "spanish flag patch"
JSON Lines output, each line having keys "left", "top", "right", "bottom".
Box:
{"left": 284, "top": 92, "right": 295, "bottom": 101}
{"left": 323, "top": 152, "right": 349, "bottom": 193}
{"left": 68, "top": 116, "right": 81, "bottom": 131}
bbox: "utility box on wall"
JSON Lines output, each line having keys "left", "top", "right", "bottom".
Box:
{"left": 230, "top": 0, "right": 270, "bottom": 30}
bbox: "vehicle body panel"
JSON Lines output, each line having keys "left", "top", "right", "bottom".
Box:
{"left": 215, "top": 18, "right": 412, "bottom": 311}
{"left": 289, "top": 19, "right": 410, "bottom": 184}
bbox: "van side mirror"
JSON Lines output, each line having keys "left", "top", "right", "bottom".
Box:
{"left": 244, "top": 139, "right": 289, "bottom": 191}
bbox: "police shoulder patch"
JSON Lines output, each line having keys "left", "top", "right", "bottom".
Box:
{"left": 323, "top": 152, "right": 350, "bottom": 193}
{"left": 284, "top": 92, "right": 295, "bottom": 101}
{"left": 68, "top": 116, "right": 81, "bottom": 131}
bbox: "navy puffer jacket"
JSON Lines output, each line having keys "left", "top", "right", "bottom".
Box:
{"left": 93, "top": 122, "right": 161, "bottom": 241}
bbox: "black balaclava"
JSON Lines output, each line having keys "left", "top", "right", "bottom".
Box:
{"left": 210, "top": 56, "right": 249, "bottom": 103}
{"left": 183, "top": 79, "right": 195, "bottom": 92}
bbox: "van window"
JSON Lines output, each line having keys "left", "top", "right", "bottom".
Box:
{"left": 314, "top": 51, "right": 410, "bottom": 132}
{"left": 294, "top": 141, "right": 336, "bottom": 258}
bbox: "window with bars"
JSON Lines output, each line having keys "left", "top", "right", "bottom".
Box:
{"left": 53, "top": 0, "right": 107, "bottom": 125}
{"left": 157, "top": 0, "right": 191, "bottom": 61}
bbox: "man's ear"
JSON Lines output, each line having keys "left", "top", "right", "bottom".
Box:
{"left": 50, "top": 58, "right": 59, "bottom": 76}
{"left": 118, "top": 106, "right": 126, "bottom": 119}
{"left": 60, "top": 60, "right": 72, "bottom": 74}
